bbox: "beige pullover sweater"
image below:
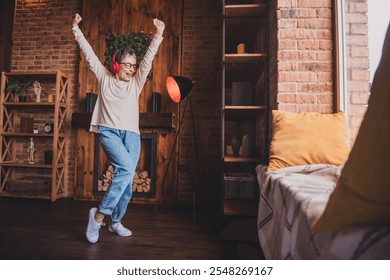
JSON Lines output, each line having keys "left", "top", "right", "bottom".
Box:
{"left": 72, "top": 25, "right": 163, "bottom": 134}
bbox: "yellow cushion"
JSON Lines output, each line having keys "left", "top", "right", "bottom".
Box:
{"left": 313, "top": 25, "right": 390, "bottom": 231}
{"left": 267, "top": 110, "right": 350, "bottom": 172}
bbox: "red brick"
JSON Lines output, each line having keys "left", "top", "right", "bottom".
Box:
{"left": 298, "top": 0, "right": 332, "bottom": 8}
{"left": 277, "top": 103, "right": 298, "bottom": 112}
{"left": 318, "top": 72, "right": 332, "bottom": 82}
{"left": 278, "top": 8, "right": 317, "bottom": 19}
{"left": 348, "top": 3, "right": 368, "bottom": 13}
{"left": 351, "top": 69, "right": 370, "bottom": 81}
{"left": 316, "top": 8, "right": 332, "bottom": 18}
{"left": 279, "top": 40, "right": 298, "bottom": 50}
{"left": 296, "top": 93, "right": 317, "bottom": 104}
{"left": 350, "top": 24, "right": 368, "bottom": 35}
{"left": 348, "top": 104, "right": 368, "bottom": 118}
{"left": 298, "top": 83, "right": 333, "bottom": 93}
{"left": 346, "top": 13, "right": 368, "bottom": 24}
{"left": 279, "top": 62, "right": 298, "bottom": 71}
{"left": 297, "top": 40, "right": 319, "bottom": 50}
{"left": 348, "top": 81, "right": 370, "bottom": 92}
{"left": 278, "top": 83, "right": 298, "bottom": 92}
{"left": 316, "top": 51, "right": 333, "bottom": 61}
{"left": 278, "top": 0, "right": 298, "bottom": 8}
{"left": 277, "top": 93, "right": 297, "bottom": 103}
{"left": 317, "top": 93, "right": 334, "bottom": 104}
{"left": 279, "top": 19, "right": 296, "bottom": 29}
{"left": 348, "top": 57, "right": 369, "bottom": 68}
{"left": 298, "top": 104, "right": 333, "bottom": 113}
{"left": 350, "top": 92, "right": 370, "bottom": 104}
{"left": 319, "top": 40, "right": 333, "bottom": 50}
{"left": 350, "top": 46, "right": 369, "bottom": 57}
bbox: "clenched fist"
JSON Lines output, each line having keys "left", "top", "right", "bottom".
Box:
{"left": 73, "top": 13, "right": 82, "bottom": 27}
{"left": 153, "top": 18, "right": 165, "bottom": 38}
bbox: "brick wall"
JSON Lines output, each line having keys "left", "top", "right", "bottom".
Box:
{"left": 344, "top": 0, "right": 370, "bottom": 143}
{"left": 275, "top": 0, "right": 335, "bottom": 113}
{"left": 12, "top": 0, "right": 81, "bottom": 196}
{"left": 180, "top": 0, "right": 222, "bottom": 204}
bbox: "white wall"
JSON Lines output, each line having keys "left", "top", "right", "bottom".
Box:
{"left": 367, "top": 0, "right": 390, "bottom": 83}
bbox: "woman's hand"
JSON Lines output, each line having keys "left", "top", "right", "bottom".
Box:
{"left": 73, "top": 13, "right": 82, "bottom": 27}
{"left": 153, "top": 18, "right": 165, "bottom": 38}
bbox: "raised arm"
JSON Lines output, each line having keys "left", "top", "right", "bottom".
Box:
{"left": 134, "top": 18, "right": 165, "bottom": 91}
{"left": 72, "top": 13, "right": 107, "bottom": 81}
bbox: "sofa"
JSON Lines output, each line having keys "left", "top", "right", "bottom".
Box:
{"left": 256, "top": 25, "right": 390, "bottom": 260}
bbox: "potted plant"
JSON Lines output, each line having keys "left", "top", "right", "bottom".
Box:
{"left": 6, "top": 79, "right": 32, "bottom": 102}
{"left": 104, "top": 31, "right": 152, "bottom": 72}
{"left": 43, "top": 149, "right": 53, "bottom": 164}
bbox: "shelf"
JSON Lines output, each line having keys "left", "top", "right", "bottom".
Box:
{"left": 224, "top": 156, "right": 260, "bottom": 163}
{"left": 223, "top": 199, "right": 258, "bottom": 216}
{"left": 0, "top": 161, "right": 64, "bottom": 168}
{"left": 2, "top": 102, "right": 66, "bottom": 108}
{"left": 3, "top": 71, "right": 67, "bottom": 79}
{"left": 225, "top": 4, "right": 267, "bottom": 18}
{"left": 1, "top": 71, "right": 69, "bottom": 202}
{"left": 224, "top": 106, "right": 267, "bottom": 120}
{"left": 1, "top": 132, "right": 65, "bottom": 137}
{"left": 224, "top": 53, "right": 267, "bottom": 64}
{"left": 72, "top": 112, "right": 176, "bottom": 129}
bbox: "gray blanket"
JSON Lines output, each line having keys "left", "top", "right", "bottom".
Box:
{"left": 256, "top": 164, "right": 390, "bottom": 259}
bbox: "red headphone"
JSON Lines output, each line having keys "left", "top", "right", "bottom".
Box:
{"left": 112, "top": 53, "right": 120, "bottom": 73}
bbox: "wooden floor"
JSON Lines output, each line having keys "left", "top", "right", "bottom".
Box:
{"left": 0, "top": 197, "right": 263, "bottom": 260}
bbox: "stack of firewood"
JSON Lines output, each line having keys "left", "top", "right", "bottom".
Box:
{"left": 98, "top": 165, "right": 114, "bottom": 191}
{"left": 132, "top": 170, "right": 151, "bottom": 193}
{"left": 98, "top": 164, "right": 151, "bottom": 193}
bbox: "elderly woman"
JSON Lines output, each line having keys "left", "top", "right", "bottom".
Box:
{"left": 72, "top": 13, "right": 165, "bottom": 243}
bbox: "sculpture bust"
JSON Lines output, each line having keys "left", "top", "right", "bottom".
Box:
{"left": 27, "top": 137, "right": 35, "bottom": 164}
{"left": 33, "top": 80, "right": 41, "bottom": 102}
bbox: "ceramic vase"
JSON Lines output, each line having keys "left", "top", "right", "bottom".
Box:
{"left": 231, "top": 137, "right": 240, "bottom": 157}
{"left": 241, "top": 134, "right": 252, "bottom": 157}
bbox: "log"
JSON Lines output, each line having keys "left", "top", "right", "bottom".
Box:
{"left": 139, "top": 171, "right": 148, "bottom": 178}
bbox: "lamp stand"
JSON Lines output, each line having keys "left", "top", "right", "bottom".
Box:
{"left": 155, "top": 95, "right": 202, "bottom": 223}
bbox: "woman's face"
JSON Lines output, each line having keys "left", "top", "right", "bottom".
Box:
{"left": 117, "top": 55, "right": 137, "bottom": 82}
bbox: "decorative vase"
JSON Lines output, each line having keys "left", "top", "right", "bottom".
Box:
{"left": 18, "top": 95, "right": 27, "bottom": 102}
{"left": 43, "top": 150, "right": 53, "bottom": 164}
{"left": 47, "top": 94, "right": 54, "bottom": 103}
{"left": 237, "top": 43, "right": 246, "bottom": 54}
{"left": 241, "top": 134, "right": 252, "bottom": 157}
{"left": 231, "top": 137, "right": 240, "bottom": 157}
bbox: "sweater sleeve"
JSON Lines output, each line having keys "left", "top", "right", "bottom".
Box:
{"left": 133, "top": 36, "right": 164, "bottom": 95}
{"left": 72, "top": 25, "right": 107, "bottom": 82}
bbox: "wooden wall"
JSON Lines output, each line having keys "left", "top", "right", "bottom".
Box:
{"left": 74, "top": 0, "right": 182, "bottom": 203}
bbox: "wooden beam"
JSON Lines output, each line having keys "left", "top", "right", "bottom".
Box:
{"left": 72, "top": 112, "right": 176, "bottom": 129}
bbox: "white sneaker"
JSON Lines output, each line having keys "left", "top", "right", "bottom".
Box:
{"left": 108, "top": 222, "right": 132, "bottom": 237}
{"left": 86, "top": 207, "right": 102, "bottom": 243}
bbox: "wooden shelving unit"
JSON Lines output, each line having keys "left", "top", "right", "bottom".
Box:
{"left": 221, "top": 0, "right": 269, "bottom": 217}
{"left": 0, "top": 71, "right": 70, "bottom": 201}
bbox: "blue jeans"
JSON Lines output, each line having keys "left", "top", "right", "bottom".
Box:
{"left": 97, "top": 126, "right": 140, "bottom": 223}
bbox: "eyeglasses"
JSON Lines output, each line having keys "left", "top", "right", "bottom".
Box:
{"left": 120, "top": 62, "right": 138, "bottom": 70}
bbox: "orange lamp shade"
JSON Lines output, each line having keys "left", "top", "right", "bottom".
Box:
{"left": 166, "top": 76, "right": 193, "bottom": 103}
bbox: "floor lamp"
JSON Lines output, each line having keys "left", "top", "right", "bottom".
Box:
{"left": 155, "top": 76, "right": 202, "bottom": 222}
